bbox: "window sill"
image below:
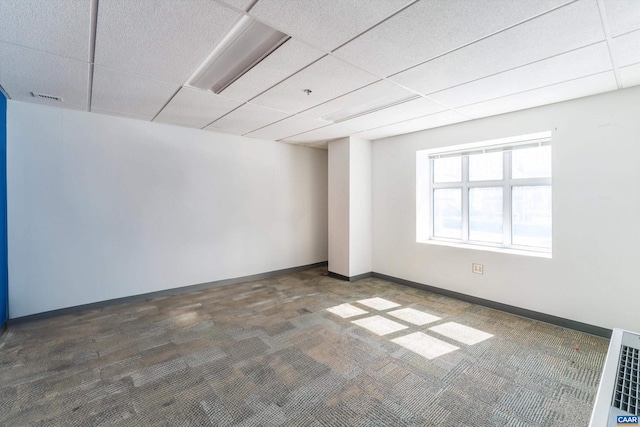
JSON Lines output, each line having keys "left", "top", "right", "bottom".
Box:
{"left": 418, "top": 239, "right": 552, "bottom": 259}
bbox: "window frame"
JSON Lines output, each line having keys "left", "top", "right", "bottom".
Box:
{"left": 419, "top": 133, "right": 552, "bottom": 255}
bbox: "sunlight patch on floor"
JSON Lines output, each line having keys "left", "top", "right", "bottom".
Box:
{"left": 352, "top": 315, "right": 409, "bottom": 336}
{"left": 326, "top": 303, "right": 368, "bottom": 318}
{"left": 429, "top": 322, "right": 494, "bottom": 345}
{"left": 388, "top": 308, "right": 441, "bottom": 326}
{"left": 392, "top": 332, "right": 459, "bottom": 359}
{"left": 356, "top": 297, "right": 401, "bottom": 310}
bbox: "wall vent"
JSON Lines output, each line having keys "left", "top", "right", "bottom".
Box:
{"left": 590, "top": 329, "right": 640, "bottom": 426}
{"left": 31, "top": 92, "right": 62, "bottom": 102}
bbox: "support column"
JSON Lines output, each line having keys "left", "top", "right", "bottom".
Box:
{"left": 328, "top": 137, "right": 372, "bottom": 280}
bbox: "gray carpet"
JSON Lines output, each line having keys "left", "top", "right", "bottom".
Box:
{"left": 0, "top": 267, "right": 608, "bottom": 426}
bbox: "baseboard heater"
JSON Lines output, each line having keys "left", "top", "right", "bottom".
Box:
{"left": 590, "top": 329, "right": 640, "bottom": 426}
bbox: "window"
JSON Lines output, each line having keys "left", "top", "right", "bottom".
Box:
{"left": 417, "top": 132, "right": 552, "bottom": 254}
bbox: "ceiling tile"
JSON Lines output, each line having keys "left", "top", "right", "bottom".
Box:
{"left": 428, "top": 42, "right": 612, "bottom": 108}
{"left": 248, "top": 0, "right": 411, "bottom": 51}
{"left": 354, "top": 110, "right": 470, "bottom": 140}
{"left": 94, "top": 0, "right": 240, "bottom": 84}
{"left": 216, "top": 0, "right": 255, "bottom": 12}
{"left": 250, "top": 55, "right": 379, "bottom": 113}
{"left": 299, "top": 80, "right": 416, "bottom": 120}
{"left": 283, "top": 123, "right": 360, "bottom": 143}
{"left": 0, "top": 42, "right": 89, "bottom": 108}
{"left": 91, "top": 66, "right": 178, "bottom": 120}
{"left": 334, "top": 0, "right": 574, "bottom": 77}
{"left": 389, "top": 0, "right": 605, "bottom": 95}
{"left": 154, "top": 87, "right": 242, "bottom": 128}
{"left": 619, "top": 62, "right": 640, "bottom": 88}
{"left": 244, "top": 115, "right": 330, "bottom": 140}
{"left": 457, "top": 71, "right": 617, "bottom": 119}
{"left": 91, "top": 108, "right": 152, "bottom": 121}
{"left": 0, "top": 0, "right": 91, "bottom": 61}
{"left": 338, "top": 97, "right": 447, "bottom": 132}
{"left": 603, "top": 0, "right": 640, "bottom": 37}
{"left": 220, "top": 38, "right": 325, "bottom": 101}
{"left": 208, "top": 102, "right": 291, "bottom": 134}
{"left": 611, "top": 29, "right": 640, "bottom": 67}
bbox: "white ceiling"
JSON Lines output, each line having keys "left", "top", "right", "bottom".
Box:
{"left": 1, "top": 0, "right": 639, "bottom": 148}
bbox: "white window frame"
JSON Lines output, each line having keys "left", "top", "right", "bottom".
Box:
{"left": 417, "top": 132, "right": 552, "bottom": 256}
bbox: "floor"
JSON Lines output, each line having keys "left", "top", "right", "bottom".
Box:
{"left": 0, "top": 267, "right": 608, "bottom": 426}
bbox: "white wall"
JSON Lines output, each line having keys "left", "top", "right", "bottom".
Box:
{"left": 373, "top": 86, "right": 640, "bottom": 331}
{"left": 7, "top": 101, "right": 328, "bottom": 317}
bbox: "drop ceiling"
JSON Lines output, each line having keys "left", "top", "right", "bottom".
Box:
{"left": 0, "top": 0, "right": 639, "bottom": 148}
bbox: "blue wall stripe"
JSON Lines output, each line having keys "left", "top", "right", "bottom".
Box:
{"left": 0, "top": 93, "right": 7, "bottom": 328}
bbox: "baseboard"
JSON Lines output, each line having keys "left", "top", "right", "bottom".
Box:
{"left": 10, "top": 261, "right": 328, "bottom": 325}
{"left": 372, "top": 272, "right": 611, "bottom": 338}
{"left": 328, "top": 271, "right": 373, "bottom": 282}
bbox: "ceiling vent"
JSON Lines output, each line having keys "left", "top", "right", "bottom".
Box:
{"left": 31, "top": 92, "right": 62, "bottom": 102}
{"left": 187, "top": 15, "right": 289, "bottom": 94}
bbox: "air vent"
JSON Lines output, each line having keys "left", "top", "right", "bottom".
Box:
{"left": 613, "top": 345, "right": 640, "bottom": 415}
{"left": 590, "top": 329, "right": 640, "bottom": 427}
{"left": 31, "top": 92, "right": 62, "bottom": 102}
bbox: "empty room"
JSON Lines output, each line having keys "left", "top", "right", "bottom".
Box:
{"left": 1, "top": 0, "right": 639, "bottom": 426}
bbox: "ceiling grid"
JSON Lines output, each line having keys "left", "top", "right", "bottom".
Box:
{"left": 0, "top": 0, "right": 639, "bottom": 147}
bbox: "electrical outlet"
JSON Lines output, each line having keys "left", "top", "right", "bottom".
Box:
{"left": 472, "top": 263, "right": 483, "bottom": 274}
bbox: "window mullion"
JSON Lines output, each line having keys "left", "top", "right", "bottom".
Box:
{"left": 503, "top": 151, "right": 512, "bottom": 246}
{"left": 462, "top": 155, "right": 469, "bottom": 242}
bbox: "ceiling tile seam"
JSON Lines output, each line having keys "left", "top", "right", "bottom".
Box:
{"left": 458, "top": 70, "right": 615, "bottom": 113}
{"left": 274, "top": 122, "right": 338, "bottom": 142}
{"left": 423, "top": 40, "right": 611, "bottom": 98}
{"left": 238, "top": 112, "right": 298, "bottom": 136}
{"left": 609, "top": 26, "right": 640, "bottom": 40}
{"left": 90, "top": 63, "right": 185, "bottom": 87}
{"left": 0, "top": 40, "right": 89, "bottom": 65}
{"left": 245, "top": 0, "right": 259, "bottom": 13}
{"left": 150, "top": 87, "right": 182, "bottom": 122}
{"left": 329, "top": 0, "right": 421, "bottom": 53}
{"left": 234, "top": 54, "right": 329, "bottom": 106}
{"left": 243, "top": 13, "right": 330, "bottom": 55}
{"left": 200, "top": 102, "right": 248, "bottom": 129}
{"left": 596, "top": 0, "right": 623, "bottom": 89}
{"left": 384, "top": 0, "right": 583, "bottom": 82}
{"left": 295, "top": 79, "right": 385, "bottom": 118}
{"left": 342, "top": 109, "right": 466, "bottom": 137}
{"left": 209, "top": 0, "right": 256, "bottom": 14}
{"left": 91, "top": 106, "right": 152, "bottom": 120}
{"left": 87, "top": 0, "right": 99, "bottom": 112}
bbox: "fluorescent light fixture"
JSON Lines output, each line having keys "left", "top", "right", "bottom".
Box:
{"left": 322, "top": 94, "right": 420, "bottom": 123}
{"left": 187, "top": 15, "right": 289, "bottom": 94}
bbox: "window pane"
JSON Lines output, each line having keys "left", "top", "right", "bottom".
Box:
{"left": 512, "top": 186, "right": 552, "bottom": 248}
{"left": 433, "top": 189, "right": 461, "bottom": 239}
{"left": 469, "top": 187, "right": 503, "bottom": 243}
{"left": 512, "top": 146, "right": 551, "bottom": 179}
{"left": 433, "top": 157, "right": 461, "bottom": 182}
{"left": 469, "top": 152, "right": 503, "bottom": 181}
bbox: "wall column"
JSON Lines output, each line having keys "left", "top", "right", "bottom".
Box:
{"left": 328, "top": 137, "right": 372, "bottom": 280}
